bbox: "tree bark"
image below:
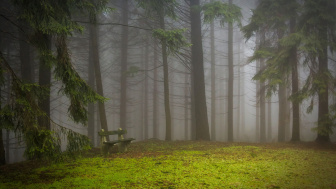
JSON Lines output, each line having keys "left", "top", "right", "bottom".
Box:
{"left": 278, "top": 84, "right": 286, "bottom": 142}
{"left": 236, "top": 34, "right": 241, "bottom": 141}
{"left": 90, "top": 16, "right": 109, "bottom": 137}
{"left": 0, "top": 87, "right": 5, "bottom": 165}
{"left": 160, "top": 13, "right": 171, "bottom": 141}
{"left": 277, "top": 28, "right": 286, "bottom": 142}
{"left": 0, "top": 23, "right": 6, "bottom": 165}
{"left": 227, "top": 0, "right": 234, "bottom": 142}
{"left": 256, "top": 61, "right": 260, "bottom": 142}
{"left": 241, "top": 44, "right": 245, "bottom": 140}
{"left": 153, "top": 41, "right": 158, "bottom": 139}
{"left": 255, "top": 32, "right": 260, "bottom": 142}
{"left": 190, "top": 0, "right": 210, "bottom": 140}
{"left": 184, "top": 68, "right": 189, "bottom": 140}
{"left": 210, "top": 16, "right": 216, "bottom": 141}
{"left": 144, "top": 36, "right": 149, "bottom": 140}
{"left": 120, "top": 0, "right": 129, "bottom": 130}
{"left": 290, "top": 16, "right": 300, "bottom": 142}
{"left": 88, "top": 28, "right": 95, "bottom": 146}
{"left": 190, "top": 67, "right": 196, "bottom": 140}
{"left": 316, "top": 32, "right": 330, "bottom": 142}
{"left": 267, "top": 96, "right": 272, "bottom": 141}
{"left": 159, "top": 15, "right": 172, "bottom": 141}
{"left": 259, "top": 31, "right": 266, "bottom": 143}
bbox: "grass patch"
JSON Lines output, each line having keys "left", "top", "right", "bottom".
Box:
{"left": 1, "top": 141, "right": 336, "bottom": 188}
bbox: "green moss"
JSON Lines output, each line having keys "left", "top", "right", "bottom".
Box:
{"left": 1, "top": 142, "right": 336, "bottom": 188}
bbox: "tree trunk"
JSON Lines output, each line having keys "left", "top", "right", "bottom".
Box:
{"left": 190, "top": 67, "right": 196, "bottom": 140}
{"left": 259, "top": 31, "right": 266, "bottom": 143}
{"left": 290, "top": 16, "right": 300, "bottom": 142}
{"left": 210, "top": 13, "right": 216, "bottom": 141}
{"left": 96, "top": 106, "right": 101, "bottom": 144}
{"left": 4, "top": 74, "right": 11, "bottom": 163}
{"left": 38, "top": 34, "right": 51, "bottom": 130}
{"left": 153, "top": 41, "right": 158, "bottom": 139}
{"left": 236, "top": 33, "right": 241, "bottom": 141}
{"left": 90, "top": 16, "right": 109, "bottom": 137}
{"left": 159, "top": 16, "right": 172, "bottom": 141}
{"left": 0, "top": 129, "right": 5, "bottom": 165}
{"left": 267, "top": 96, "right": 272, "bottom": 141}
{"left": 120, "top": 0, "right": 129, "bottom": 130}
{"left": 0, "top": 24, "right": 6, "bottom": 165}
{"left": 170, "top": 72, "right": 175, "bottom": 140}
{"left": 184, "top": 68, "right": 189, "bottom": 140}
{"left": 241, "top": 43, "right": 245, "bottom": 140}
{"left": 190, "top": 0, "right": 210, "bottom": 140}
{"left": 144, "top": 36, "right": 149, "bottom": 140}
{"left": 285, "top": 91, "right": 291, "bottom": 140}
{"left": 278, "top": 84, "right": 286, "bottom": 142}
{"left": 140, "top": 75, "right": 144, "bottom": 140}
{"left": 0, "top": 87, "right": 5, "bottom": 165}
{"left": 255, "top": 61, "right": 260, "bottom": 142}
{"left": 227, "top": 0, "right": 234, "bottom": 142}
{"left": 316, "top": 33, "right": 330, "bottom": 142}
{"left": 88, "top": 28, "right": 95, "bottom": 146}
{"left": 276, "top": 28, "right": 286, "bottom": 142}
{"left": 315, "top": 0, "right": 331, "bottom": 142}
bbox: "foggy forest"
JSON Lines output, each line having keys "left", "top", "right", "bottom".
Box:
{"left": 0, "top": 0, "right": 336, "bottom": 188}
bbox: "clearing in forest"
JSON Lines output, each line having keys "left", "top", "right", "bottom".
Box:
{"left": 1, "top": 140, "right": 336, "bottom": 188}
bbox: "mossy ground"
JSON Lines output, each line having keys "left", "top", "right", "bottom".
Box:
{"left": 1, "top": 140, "right": 336, "bottom": 188}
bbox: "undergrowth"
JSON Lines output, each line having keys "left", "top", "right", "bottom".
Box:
{"left": 1, "top": 140, "right": 336, "bottom": 188}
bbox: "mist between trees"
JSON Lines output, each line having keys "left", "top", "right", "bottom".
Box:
{"left": 0, "top": 0, "right": 335, "bottom": 164}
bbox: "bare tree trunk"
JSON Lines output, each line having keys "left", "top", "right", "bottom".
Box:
{"left": 153, "top": 41, "right": 158, "bottom": 139}
{"left": 316, "top": 32, "right": 330, "bottom": 142}
{"left": 256, "top": 60, "right": 260, "bottom": 142}
{"left": 227, "top": 0, "right": 234, "bottom": 142}
{"left": 96, "top": 105, "right": 101, "bottom": 144}
{"left": 210, "top": 13, "right": 216, "bottom": 141}
{"left": 190, "top": 68, "right": 196, "bottom": 140}
{"left": 255, "top": 31, "right": 260, "bottom": 142}
{"left": 6, "top": 72, "right": 10, "bottom": 161}
{"left": 0, "top": 5, "right": 5, "bottom": 165}
{"left": 285, "top": 91, "right": 291, "bottom": 140}
{"left": 276, "top": 28, "right": 286, "bottom": 142}
{"left": 140, "top": 76, "right": 144, "bottom": 140}
{"left": 241, "top": 47, "right": 245, "bottom": 140}
{"left": 190, "top": 0, "right": 210, "bottom": 140}
{"left": 259, "top": 31, "right": 266, "bottom": 143}
{"left": 0, "top": 87, "right": 5, "bottom": 165}
{"left": 0, "top": 129, "right": 5, "bottom": 165}
{"left": 290, "top": 16, "right": 300, "bottom": 142}
{"left": 159, "top": 16, "right": 172, "bottom": 141}
{"left": 144, "top": 36, "right": 149, "bottom": 140}
{"left": 90, "top": 17, "right": 109, "bottom": 137}
{"left": 184, "top": 69, "right": 189, "bottom": 140}
{"left": 120, "top": 0, "right": 129, "bottom": 130}
{"left": 170, "top": 72, "right": 175, "bottom": 140}
{"left": 278, "top": 84, "right": 286, "bottom": 142}
{"left": 267, "top": 96, "right": 272, "bottom": 141}
{"left": 236, "top": 33, "right": 241, "bottom": 141}
{"left": 88, "top": 26, "right": 95, "bottom": 146}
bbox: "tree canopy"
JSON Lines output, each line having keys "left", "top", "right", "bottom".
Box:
{"left": 0, "top": 0, "right": 108, "bottom": 160}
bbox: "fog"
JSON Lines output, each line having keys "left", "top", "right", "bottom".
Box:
{"left": 1, "top": 0, "right": 335, "bottom": 163}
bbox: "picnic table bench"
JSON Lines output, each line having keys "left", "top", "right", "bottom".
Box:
{"left": 98, "top": 128, "right": 135, "bottom": 155}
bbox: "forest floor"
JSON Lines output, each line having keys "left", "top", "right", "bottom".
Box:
{"left": 1, "top": 140, "right": 336, "bottom": 188}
